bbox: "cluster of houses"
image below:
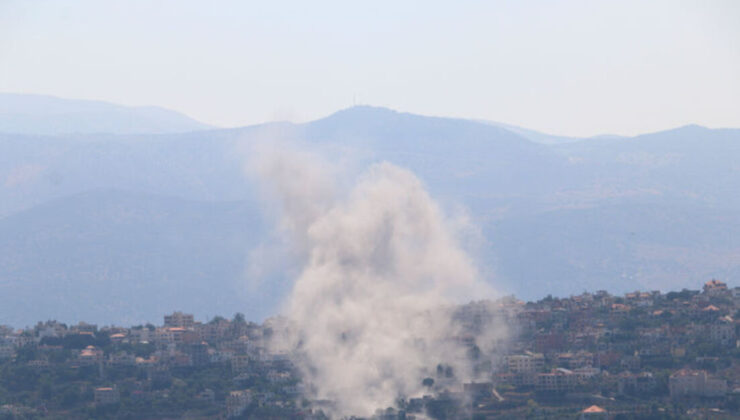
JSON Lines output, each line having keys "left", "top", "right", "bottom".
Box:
{"left": 2, "top": 279, "right": 740, "bottom": 418}
{"left": 0, "top": 311, "right": 303, "bottom": 417}
{"left": 476, "top": 279, "right": 740, "bottom": 416}
{"left": 353, "top": 279, "right": 740, "bottom": 418}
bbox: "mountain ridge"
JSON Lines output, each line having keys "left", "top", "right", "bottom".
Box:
{"left": 1, "top": 101, "right": 739, "bottom": 326}
{"left": 0, "top": 93, "right": 214, "bottom": 136}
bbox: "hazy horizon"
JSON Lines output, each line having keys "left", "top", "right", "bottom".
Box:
{"left": 3, "top": 91, "right": 739, "bottom": 139}
{"left": 2, "top": 3, "right": 740, "bottom": 417}
{"left": 2, "top": 1, "right": 739, "bottom": 137}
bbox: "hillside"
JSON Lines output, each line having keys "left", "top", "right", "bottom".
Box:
{"left": 0, "top": 93, "right": 212, "bottom": 136}
{"left": 0, "top": 104, "right": 738, "bottom": 325}
{"left": 0, "top": 190, "right": 273, "bottom": 327}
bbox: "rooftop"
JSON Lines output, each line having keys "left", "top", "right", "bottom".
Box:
{"left": 582, "top": 405, "right": 606, "bottom": 413}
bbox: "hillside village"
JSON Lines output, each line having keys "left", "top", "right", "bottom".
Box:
{"left": 2, "top": 279, "right": 740, "bottom": 419}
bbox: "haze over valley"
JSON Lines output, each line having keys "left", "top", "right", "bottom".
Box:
{"left": 1, "top": 93, "right": 738, "bottom": 327}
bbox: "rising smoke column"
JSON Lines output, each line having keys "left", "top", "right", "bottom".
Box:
{"left": 248, "top": 142, "right": 505, "bottom": 417}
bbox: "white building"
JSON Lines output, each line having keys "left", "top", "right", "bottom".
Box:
{"left": 669, "top": 369, "right": 727, "bottom": 399}
{"left": 710, "top": 317, "right": 735, "bottom": 346}
{"left": 506, "top": 352, "right": 545, "bottom": 374}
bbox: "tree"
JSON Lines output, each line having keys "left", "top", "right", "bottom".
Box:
{"left": 232, "top": 313, "right": 246, "bottom": 324}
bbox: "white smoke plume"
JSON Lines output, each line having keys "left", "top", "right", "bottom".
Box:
{"left": 247, "top": 140, "right": 507, "bottom": 417}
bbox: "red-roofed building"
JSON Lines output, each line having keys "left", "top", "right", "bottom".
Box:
{"left": 78, "top": 345, "right": 104, "bottom": 365}
{"left": 580, "top": 405, "right": 607, "bottom": 419}
{"left": 703, "top": 279, "right": 728, "bottom": 296}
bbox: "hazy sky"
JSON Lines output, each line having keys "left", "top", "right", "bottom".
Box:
{"left": 1, "top": 0, "right": 738, "bottom": 136}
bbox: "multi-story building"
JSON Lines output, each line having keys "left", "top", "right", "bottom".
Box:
{"left": 231, "top": 355, "right": 250, "bottom": 374}
{"left": 107, "top": 351, "right": 136, "bottom": 366}
{"left": 71, "top": 322, "right": 98, "bottom": 334}
{"left": 506, "top": 352, "right": 544, "bottom": 374}
{"left": 703, "top": 280, "right": 729, "bottom": 297}
{"left": 0, "top": 343, "right": 15, "bottom": 360}
{"left": 669, "top": 369, "right": 727, "bottom": 399}
{"left": 94, "top": 387, "right": 120, "bottom": 405}
{"left": 164, "top": 312, "right": 194, "bottom": 329}
{"left": 710, "top": 317, "right": 735, "bottom": 346}
{"left": 129, "top": 327, "right": 151, "bottom": 343}
{"left": 78, "top": 345, "right": 104, "bottom": 365}
{"left": 557, "top": 351, "right": 594, "bottom": 369}
{"left": 618, "top": 372, "right": 656, "bottom": 395}
{"left": 188, "top": 342, "right": 210, "bottom": 366}
{"left": 536, "top": 368, "right": 576, "bottom": 392}
{"left": 226, "top": 390, "right": 252, "bottom": 417}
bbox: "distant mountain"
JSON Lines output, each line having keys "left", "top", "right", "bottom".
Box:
{"left": 477, "top": 119, "right": 627, "bottom": 145}
{"left": 0, "top": 106, "right": 565, "bottom": 218}
{"left": 0, "top": 104, "right": 739, "bottom": 326}
{"left": 0, "top": 93, "right": 213, "bottom": 135}
{"left": 0, "top": 190, "right": 280, "bottom": 327}
{"left": 489, "top": 198, "right": 740, "bottom": 295}
{"left": 475, "top": 120, "right": 583, "bottom": 144}
{"left": 301, "top": 107, "right": 567, "bottom": 199}
{"left": 552, "top": 124, "right": 740, "bottom": 208}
